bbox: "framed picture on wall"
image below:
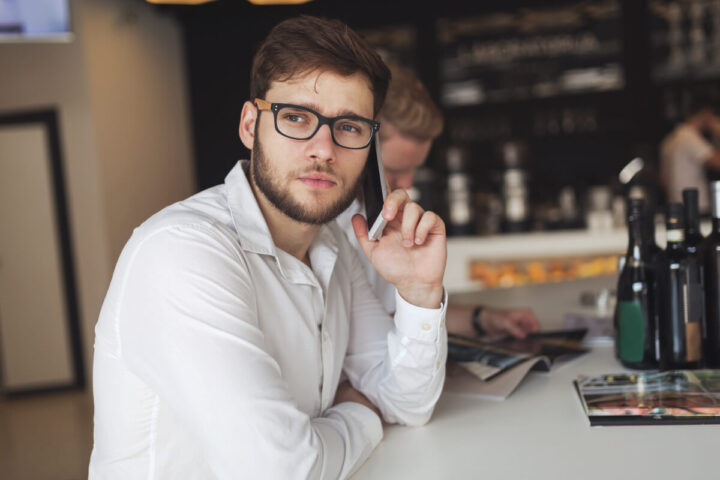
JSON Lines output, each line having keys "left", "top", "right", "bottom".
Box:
{"left": 0, "top": 108, "right": 84, "bottom": 395}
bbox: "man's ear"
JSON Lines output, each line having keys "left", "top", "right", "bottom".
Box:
{"left": 239, "top": 101, "right": 258, "bottom": 150}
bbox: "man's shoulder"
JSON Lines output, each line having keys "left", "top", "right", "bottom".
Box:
{"left": 132, "top": 185, "right": 238, "bottom": 250}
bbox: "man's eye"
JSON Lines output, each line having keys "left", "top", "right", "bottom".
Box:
{"left": 338, "top": 122, "right": 361, "bottom": 134}
{"left": 284, "top": 114, "right": 307, "bottom": 123}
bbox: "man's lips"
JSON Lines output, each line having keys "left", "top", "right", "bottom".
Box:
{"left": 298, "top": 173, "right": 337, "bottom": 189}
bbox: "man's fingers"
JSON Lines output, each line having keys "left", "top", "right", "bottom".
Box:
{"left": 381, "top": 189, "right": 411, "bottom": 222}
{"left": 507, "top": 322, "right": 528, "bottom": 339}
{"left": 414, "top": 211, "right": 444, "bottom": 245}
{"left": 496, "top": 315, "right": 528, "bottom": 339}
{"left": 516, "top": 310, "right": 541, "bottom": 331}
{"left": 400, "top": 202, "right": 424, "bottom": 247}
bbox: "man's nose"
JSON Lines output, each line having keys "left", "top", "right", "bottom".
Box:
{"left": 306, "top": 124, "right": 336, "bottom": 162}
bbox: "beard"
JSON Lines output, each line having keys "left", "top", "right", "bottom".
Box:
{"left": 250, "top": 133, "right": 361, "bottom": 225}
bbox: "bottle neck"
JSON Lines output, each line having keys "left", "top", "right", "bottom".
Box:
{"left": 642, "top": 214, "right": 658, "bottom": 248}
{"left": 627, "top": 217, "right": 645, "bottom": 260}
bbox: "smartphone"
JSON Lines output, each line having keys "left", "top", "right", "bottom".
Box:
{"left": 362, "top": 133, "right": 388, "bottom": 241}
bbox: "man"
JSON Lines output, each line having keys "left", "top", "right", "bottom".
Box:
{"left": 337, "top": 63, "right": 539, "bottom": 339}
{"left": 660, "top": 101, "right": 720, "bottom": 212}
{"left": 90, "top": 16, "right": 447, "bottom": 479}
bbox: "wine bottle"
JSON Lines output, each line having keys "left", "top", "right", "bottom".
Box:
{"left": 445, "top": 146, "right": 475, "bottom": 236}
{"left": 702, "top": 182, "right": 720, "bottom": 367}
{"left": 682, "top": 188, "right": 703, "bottom": 253}
{"left": 641, "top": 199, "right": 662, "bottom": 265}
{"left": 658, "top": 203, "right": 703, "bottom": 369}
{"left": 614, "top": 198, "right": 658, "bottom": 369}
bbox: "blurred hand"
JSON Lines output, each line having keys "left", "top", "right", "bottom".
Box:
{"left": 479, "top": 307, "right": 540, "bottom": 339}
{"left": 352, "top": 189, "right": 446, "bottom": 309}
{"left": 333, "top": 381, "right": 382, "bottom": 420}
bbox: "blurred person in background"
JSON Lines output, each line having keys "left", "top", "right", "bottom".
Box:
{"left": 660, "top": 99, "right": 720, "bottom": 212}
{"left": 336, "top": 63, "right": 540, "bottom": 339}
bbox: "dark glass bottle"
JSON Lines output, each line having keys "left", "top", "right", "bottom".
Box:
{"left": 641, "top": 199, "right": 662, "bottom": 265}
{"left": 682, "top": 188, "right": 703, "bottom": 253}
{"left": 702, "top": 182, "right": 720, "bottom": 367}
{"left": 658, "top": 204, "right": 703, "bottom": 369}
{"left": 614, "top": 198, "right": 658, "bottom": 369}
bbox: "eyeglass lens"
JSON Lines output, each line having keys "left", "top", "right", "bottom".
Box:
{"left": 275, "top": 106, "right": 373, "bottom": 149}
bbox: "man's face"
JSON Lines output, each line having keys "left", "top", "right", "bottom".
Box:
{"left": 379, "top": 125, "right": 432, "bottom": 191}
{"left": 250, "top": 70, "right": 373, "bottom": 224}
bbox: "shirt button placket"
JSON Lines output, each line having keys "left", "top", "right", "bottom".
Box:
{"left": 315, "top": 288, "right": 326, "bottom": 408}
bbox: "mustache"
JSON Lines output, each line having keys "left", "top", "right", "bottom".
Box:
{"left": 295, "top": 164, "right": 339, "bottom": 180}
{"left": 298, "top": 164, "right": 336, "bottom": 175}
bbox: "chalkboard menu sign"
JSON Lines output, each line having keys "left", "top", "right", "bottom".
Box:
{"left": 437, "top": 0, "right": 625, "bottom": 106}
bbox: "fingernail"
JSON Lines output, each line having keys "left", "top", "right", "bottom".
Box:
{"left": 415, "top": 237, "right": 422, "bottom": 245}
{"left": 383, "top": 208, "right": 393, "bottom": 219}
{"left": 403, "top": 239, "right": 413, "bottom": 247}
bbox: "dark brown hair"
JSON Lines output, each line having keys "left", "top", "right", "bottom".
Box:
{"left": 380, "top": 63, "right": 443, "bottom": 141}
{"left": 250, "top": 15, "right": 390, "bottom": 116}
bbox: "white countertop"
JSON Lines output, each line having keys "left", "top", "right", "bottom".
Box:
{"left": 352, "top": 276, "right": 720, "bottom": 480}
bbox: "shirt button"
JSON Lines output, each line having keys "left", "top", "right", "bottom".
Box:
{"left": 436, "top": 360, "right": 441, "bottom": 370}
{"left": 322, "top": 332, "right": 328, "bottom": 342}
{"left": 421, "top": 322, "right": 432, "bottom": 331}
{"left": 439, "top": 319, "right": 445, "bottom": 329}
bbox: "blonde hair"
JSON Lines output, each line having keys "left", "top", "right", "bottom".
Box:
{"left": 379, "top": 64, "right": 444, "bottom": 141}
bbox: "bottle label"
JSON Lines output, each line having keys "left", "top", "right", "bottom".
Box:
{"left": 685, "top": 321, "right": 702, "bottom": 362}
{"left": 618, "top": 301, "right": 645, "bottom": 363}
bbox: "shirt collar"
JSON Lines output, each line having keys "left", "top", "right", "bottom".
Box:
{"left": 225, "top": 160, "right": 340, "bottom": 288}
{"left": 335, "top": 198, "right": 364, "bottom": 236}
{"left": 225, "top": 160, "right": 276, "bottom": 257}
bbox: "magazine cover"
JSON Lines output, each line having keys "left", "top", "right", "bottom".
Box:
{"left": 575, "top": 370, "right": 720, "bottom": 426}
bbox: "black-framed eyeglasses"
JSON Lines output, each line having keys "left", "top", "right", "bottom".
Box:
{"left": 254, "top": 98, "right": 380, "bottom": 150}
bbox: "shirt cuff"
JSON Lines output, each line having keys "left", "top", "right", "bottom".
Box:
{"left": 393, "top": 288, "right": 448, "bottom": 343}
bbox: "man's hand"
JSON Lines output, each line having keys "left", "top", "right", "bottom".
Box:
{"left": 352, "top": 189, "right": 446, "bottom": 309}
{"left": 333, "top": 381, "right": 382, "bottom": 420}
{"left": 479, "top": 307, "right": 540, "bottom": 339}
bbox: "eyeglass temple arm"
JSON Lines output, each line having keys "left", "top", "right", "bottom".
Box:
{"left": 254, "top": 98, "right": 272, "bottom": 110}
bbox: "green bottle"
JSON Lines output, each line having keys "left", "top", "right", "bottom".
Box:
{"left": 614, "top": 198, "right": 658, "bottom": 369}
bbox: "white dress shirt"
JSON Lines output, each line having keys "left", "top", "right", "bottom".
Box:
{"left": 335, "top": 200, "right": 396, "bottom": 314}
{"left": 89, "top": 161, "right": 447, "bottom": 480}
{"left": 660, "top": 124, "right": 714, "bottom": 210}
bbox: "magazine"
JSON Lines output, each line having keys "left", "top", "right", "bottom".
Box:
{"left": 574, "top": 370, "right": 720, "bottom": 426}
{"left": 444, "top": 329, "right": 589, "bottom": 401}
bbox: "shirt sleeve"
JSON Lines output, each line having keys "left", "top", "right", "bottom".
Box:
{"left": 116, "top": 223, "right": 381, "bottom": 480}
{"left": 342, "top": 246, "right": 448, "bottom": 427}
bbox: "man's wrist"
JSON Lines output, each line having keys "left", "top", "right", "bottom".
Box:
{"left": 396, "top": 284, "right": 444, "bottom": 309}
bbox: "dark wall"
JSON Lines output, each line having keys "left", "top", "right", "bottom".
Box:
{"left": 165, "top": 0, "right": 719, "bottom": 219}
{"left": 173, "top": 0, "right": 650, "bottom": 192}
{"left": 175, "top": 0, "right": 459, "bottom": 190}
